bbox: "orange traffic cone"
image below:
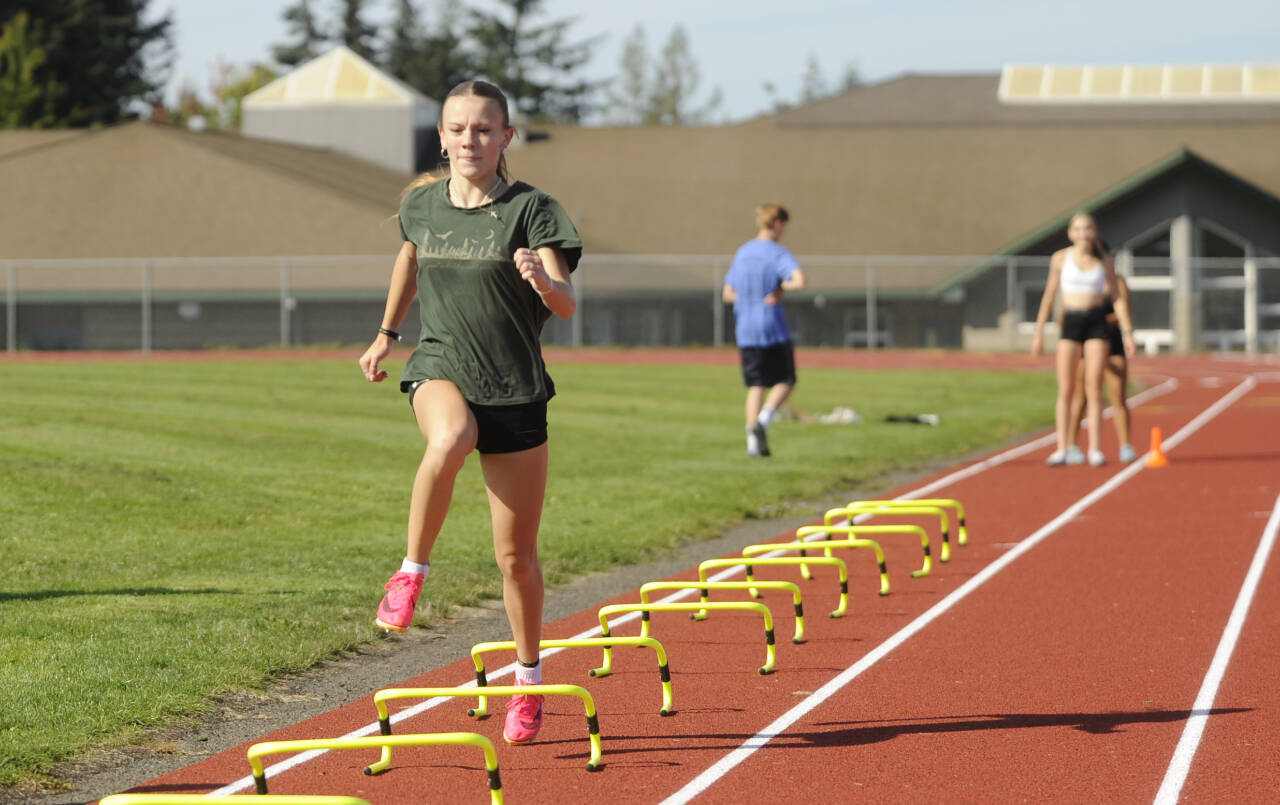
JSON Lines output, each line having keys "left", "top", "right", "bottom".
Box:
{"left": 1146, "top": 427, "right": 1168, "bottom": 468}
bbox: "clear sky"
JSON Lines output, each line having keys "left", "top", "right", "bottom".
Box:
{"left": 158, "top": 0, "right": 1280, "bottom": 122}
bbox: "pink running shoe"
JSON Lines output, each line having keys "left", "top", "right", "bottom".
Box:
{"left": 503, "top": 678, "right": 544, "bottom": 745}
{"left": 375, "top": 571, "right": 423, "bottom": 632}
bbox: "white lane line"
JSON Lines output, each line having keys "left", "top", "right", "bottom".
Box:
{"left": 1153, "top": 491, "right": 1280, "bottom": 805}
{"left": 659, "top": 377, "right": 1254, "bottom": 805}
{"left": 208, "top": 378, "right": 1185, "bottom": 796}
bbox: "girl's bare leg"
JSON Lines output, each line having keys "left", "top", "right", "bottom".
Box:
{"left": 1106, "top": 355, "right": 1131, "bottom": 447}
{"left": 1054, "top": 340, "right": 1082, "bottom": 452}
{"left": 481, "top": 443, "right": 548, "bottom": 664}
{"left": 406, "top": 381, "right": 477, "bottom": 563}
{"left": 1082, "top": 339, "right": 1109, "bottom": 454}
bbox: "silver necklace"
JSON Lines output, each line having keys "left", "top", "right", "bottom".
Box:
{"left": 450, "top": 175, "right": 504, "bottom": 209}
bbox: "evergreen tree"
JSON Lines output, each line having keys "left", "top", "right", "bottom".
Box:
{"left": 273, "top": 0, "right": 327, "bottom": 67}
{"left": 386, "top": 0, "right": 470, "bottom": 101}
{"left": 1, "top": 0, "right": 172, "bottom": 127}
{"left": 336, "top": 0, "right": 378, "bottom": 61}
{"left": 466, "top": 0, "right": 599, "bottom": 123}
{"left": 0, "top": 12, "right": 61, "bottom": 128}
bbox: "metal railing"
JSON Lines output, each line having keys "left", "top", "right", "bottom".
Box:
{"left": 4, "top": 254, "right": 1279, "bottom": 354}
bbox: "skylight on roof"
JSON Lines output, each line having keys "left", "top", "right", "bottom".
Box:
{"left": 998, "top": 64, "right": 1280, "bottom": 103}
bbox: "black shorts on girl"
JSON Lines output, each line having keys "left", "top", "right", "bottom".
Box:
{"left": 1061, "top": 306, "right": 1111, "bottom": 343}
{"left": 404, "top": 380, "right": 548, "bottom": 454}
{"left": 739, "top": 341, "right": 797, "bottom": 387}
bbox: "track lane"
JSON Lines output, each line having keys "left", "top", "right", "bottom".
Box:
{"left": 98, "top": 362, "right": 1279, "bottom": 804}
{"left": 673, "top": 378, "right": 1276, "bottom": 804}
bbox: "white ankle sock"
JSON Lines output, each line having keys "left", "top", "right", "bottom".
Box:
{"left": 514, "top": 659, "right": 542, "bottom": 685}
{"left": 400, "top": 558, "right": 430, "bottom": 578}
{"left": 757, "top": 406, "right": 776, "bottom": 427}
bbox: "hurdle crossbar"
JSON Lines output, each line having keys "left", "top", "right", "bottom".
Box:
{"left": 798, "top": 523, "right": 932, "bottom": 580}
{"left": 373, "top": 685, "right": 603, "bottom": 771}
{"left": 696, "top": 556, "right": 849, "bottom": 618}
{"left": 598, "top": 602, "right": 778, "bottom": 674}
{"left": 639, "top": 580, "right": 806, "bottom": 643}
{"left": 102, "top": 797, "right": 374, "bottom": 805}
{"left": 469, "top": 637, "right": 673, "bottom": 716}
{"left": 246, "top": 732, "right": 501, "bottom": 803}
{"left": 828, "top": 502, "right": 955, "bottom": 562}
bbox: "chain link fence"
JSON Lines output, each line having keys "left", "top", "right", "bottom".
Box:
{"left": 5, "top": 254, "right": 1279, "bottom": 354}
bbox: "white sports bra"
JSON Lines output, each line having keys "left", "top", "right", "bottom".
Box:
{"left": 1060, "top": 251, "right": 1106, "bottom": 295}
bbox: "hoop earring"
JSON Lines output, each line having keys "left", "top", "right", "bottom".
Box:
{"left": 440, "top": 147, "right": 448, "bottom": 159}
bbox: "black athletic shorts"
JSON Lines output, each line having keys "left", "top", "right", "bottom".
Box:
{"left": 1061, "top": 306, "right": 1111, "bottom": 343}
{"left": 739, "top": 341, "right": 797, "bottom": 388}
{"left": 405, "top": 379, "right": 548, "bottom": 454}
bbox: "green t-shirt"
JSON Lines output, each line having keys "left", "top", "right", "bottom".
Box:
{"left": 397, "top": 179, "right": 582, "bottom": 405}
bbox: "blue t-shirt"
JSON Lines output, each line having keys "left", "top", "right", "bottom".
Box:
{"left": 725, "top": 238, "right": 801, "bottom": 347}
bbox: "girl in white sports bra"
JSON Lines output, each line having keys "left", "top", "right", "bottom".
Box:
{"left": 1031, "top": 211, "right": 1136, "bottom": 467}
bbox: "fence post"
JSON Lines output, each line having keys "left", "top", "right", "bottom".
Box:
{"left": 5, "top": 261, "right": 15, "bottom": 354}
{"left": 141, "top": 261, "right": 153, "bottom": 355}
{"left": 865, "top": 261, "right": 878, "bottom": 350}
{"left": 1244, "top": 247, "right": 1258, "bottom": 357}
{"left": 1006, "top": 257, "right": 1018, "bottom": 351}
{"left": 713, "top": 258, "right": 725, "bottom": 349}
{"left": 280, "top": 259, "right": 292, "bottom": 348}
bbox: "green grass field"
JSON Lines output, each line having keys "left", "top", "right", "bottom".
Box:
{"left": 0, "top": 354, "right": 1056, "bottom": 787}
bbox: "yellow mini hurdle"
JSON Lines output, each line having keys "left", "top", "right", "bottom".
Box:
{"left": 102, "top": 797, "right": 373, "bottom": 805}
{"left": 246, "top": 732, "right": 501, "bottom": 803}
{"left": 696, "top": 556, "right": 849, "bottom": 618}
{"left": 828, "top": 500, "right": 959, "bottom": 562}
{"left": 597, "top": 601, "right": 778, "bottom": 674}
{"left": 638, "top": 580, "right": 807, "bottom": 642}
{"left": 796, "top": 523, "right": 932, "bottom": 580}
{"left": 469, "top": 637, "right": 674, "bottom": 716}
{"left": 373, "top": 685, "right": 604, "bottom": 771}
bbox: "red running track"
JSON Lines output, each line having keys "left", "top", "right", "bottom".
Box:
{"left": 96, "top": 353, "right": 1280, "bottom": 804}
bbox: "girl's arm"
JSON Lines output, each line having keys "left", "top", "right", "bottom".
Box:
{"left": 359, "top": 241, "right": 419, "bottom": 382}
{"left": 516, "top": 246, "right": 577, "bottom": 319}
{"left": 1031, "top": 253, "right": 1063, "bottom": 356}
{"left": 1109, "top": 269, "right": 1137, "bottom": 357}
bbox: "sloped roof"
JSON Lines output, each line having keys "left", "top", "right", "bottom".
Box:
{"left": 245, "top": 45, "right": 435, "bottom": 109}
{"left": 775, "top": 73, "right": 1280, "bottom": 126}
{"left": 0, "top": 122, "right": 407, "bottom": 259}
{"left": 0, "top": 129, "right": 85, "bottom": 159}
{"left": 934, "top": 148, "right": 1280, "bottom": 293}
{"left": 509, "top": 114, "right": 1280, "bottom": 257}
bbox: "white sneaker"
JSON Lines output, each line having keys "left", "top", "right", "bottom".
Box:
{"left": 1088, "top": 449, "right": 1106, "bottom": 467}
{"left": 1046, "top": 450, "right": 1067, "bottom": 466}
{"left": 1118, "top": 444, "right": 1137, "bottom": 462}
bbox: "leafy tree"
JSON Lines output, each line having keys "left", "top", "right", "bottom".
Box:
{"left": 604, "top": 23, "right": 721, "bottom": 125}
{"left": 647, "top": 25, "right": 721, "bottom": 125}
{"left": 1, "top": 0, "right": 172, "bottom": 127}
{"left": 602, "top": 23, "right": 648, "bottom": 125}
{"left": 273, "top": 0, "right": 327, "bottom": 67}
{"left": 466, "top": 0, "right": 600, "bottom": 123}
{"left": 0, "top": 12, "right": 61, "bottom": 128}
{"left": 335, "top": 0, "right": 378, "bottom": 61}
{"left": 838, "top": 62, "right": 861, "bottom": 93}
{"left": 799, "top": 54, "right": 828, "bottom": 105}
{"left": 386, "top": 0, "right": 470, "bottom": 101}
{"left": 212, "top": 63, "right": 279, "bottom": 129}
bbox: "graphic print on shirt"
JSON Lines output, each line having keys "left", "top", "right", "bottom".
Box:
{"left": 417, "top": 221, "right": 507, "bottom": 262}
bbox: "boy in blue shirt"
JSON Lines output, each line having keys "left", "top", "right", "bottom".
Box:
{"left": 723, "top": 203, "right": 807, "bottom": 457}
